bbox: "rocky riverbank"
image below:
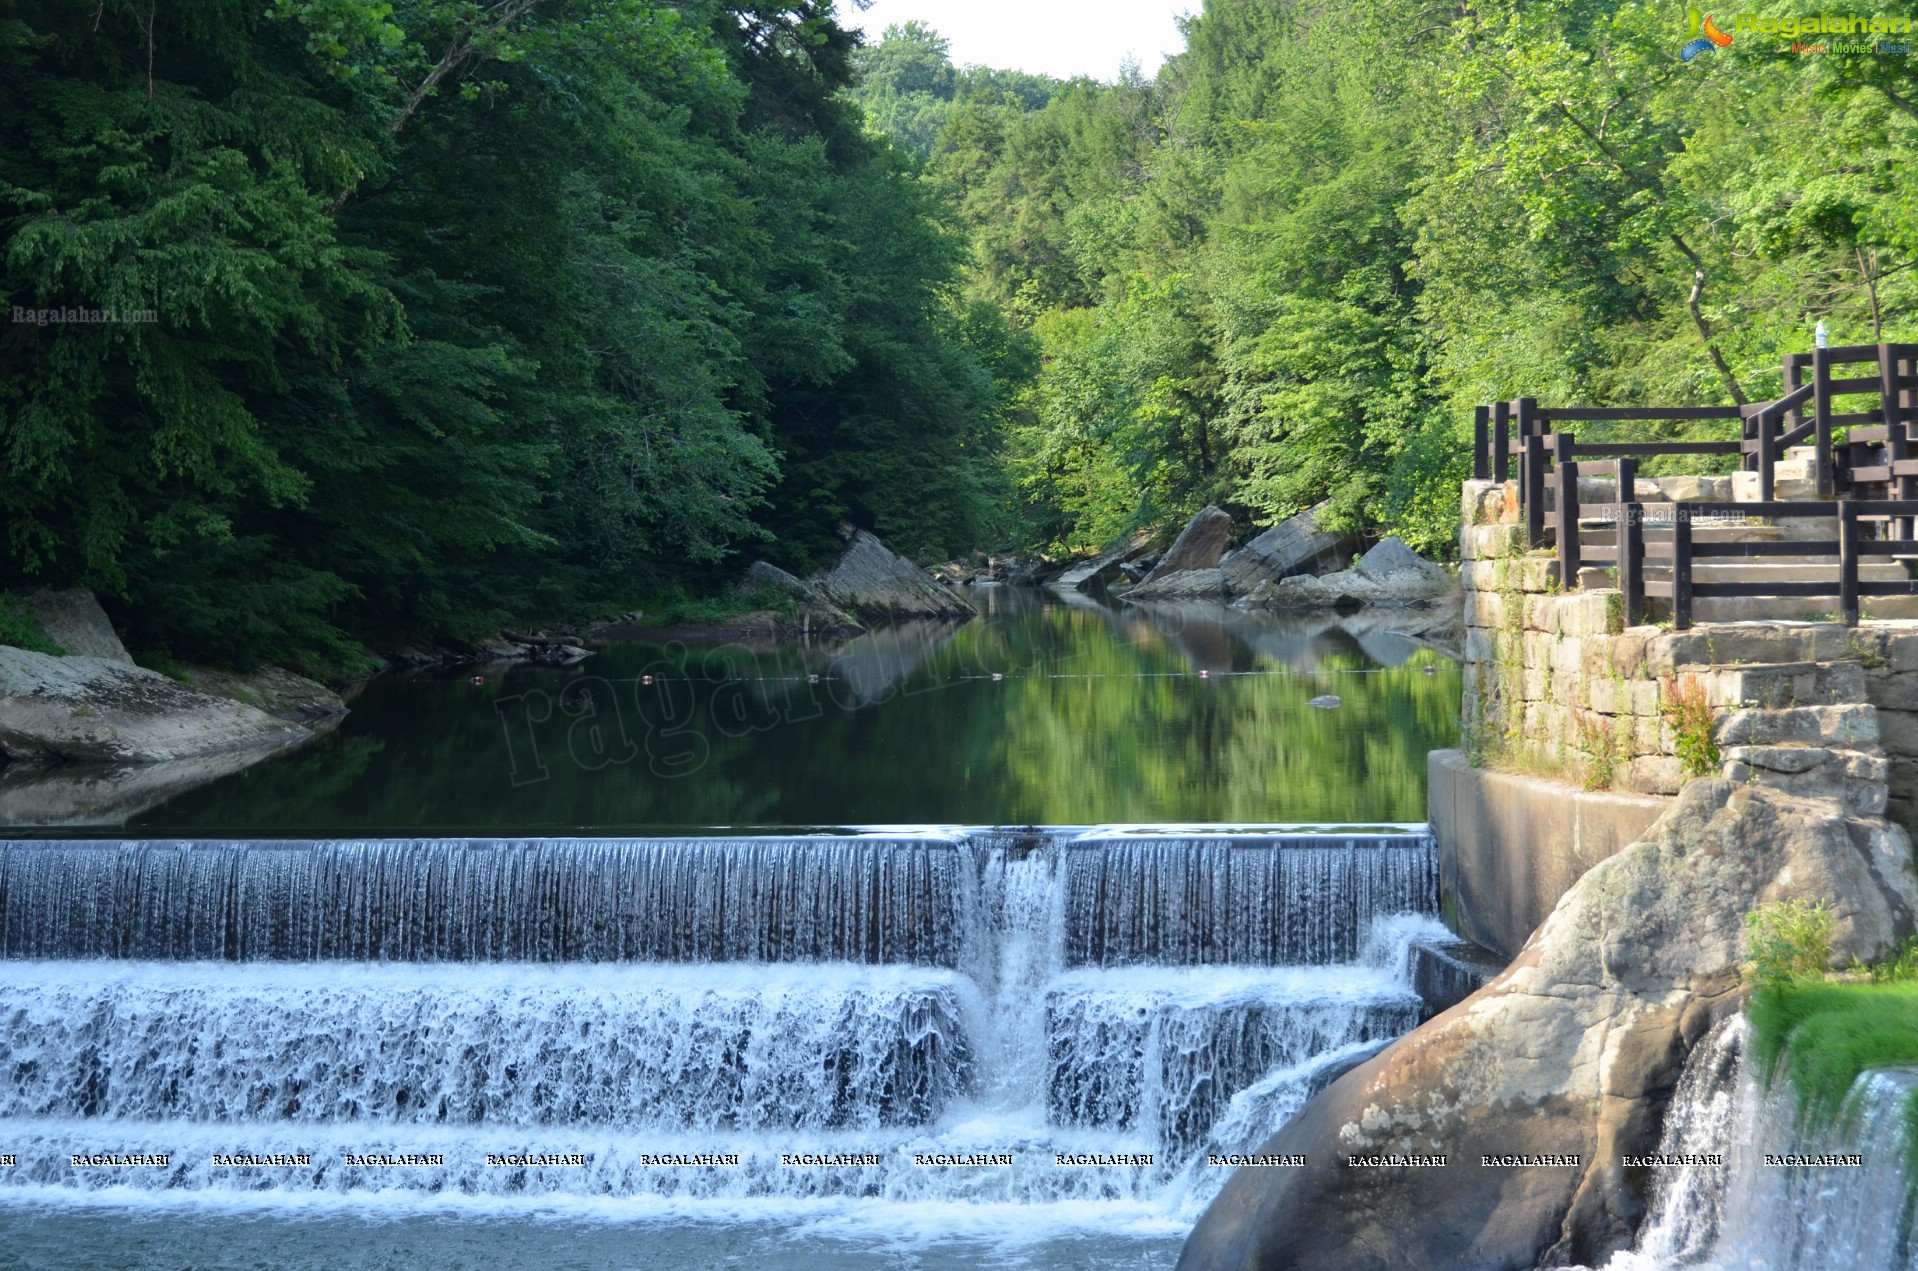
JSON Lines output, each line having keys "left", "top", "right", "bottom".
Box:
{"left": 1037, "top": 504, "right": 1458, "bottom": 611}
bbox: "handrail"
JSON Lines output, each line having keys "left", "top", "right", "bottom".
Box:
{"left": 1479, "top": 345, "right": 1918, "bottom": 531}
{"left": 1476, "top": 344, "right": 1918, "bottom": 629}
{"left": 1569, "top": 499, "right": 1918, "bottom": 629}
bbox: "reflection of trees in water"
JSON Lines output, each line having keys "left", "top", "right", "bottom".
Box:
{"left": 114, "top": 600, "right": 1462, "bottom": 830}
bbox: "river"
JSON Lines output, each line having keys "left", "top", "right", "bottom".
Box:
{"left": 0, "top": 592, "right": 1460, "bottom": 1268}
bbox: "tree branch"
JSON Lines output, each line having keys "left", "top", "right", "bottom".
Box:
{"left": 327, "top": 0, "right": 549, "bottom": 215}
{"left": 1670, "top": 233, "right": 1748, "bottom": 404}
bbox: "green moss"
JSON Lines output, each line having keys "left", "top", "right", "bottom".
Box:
{"left": 0, "top": 593, "right": 64, "bottom": 656}
{"left": 132, "top": 650, "right": 194, "bottom": 684}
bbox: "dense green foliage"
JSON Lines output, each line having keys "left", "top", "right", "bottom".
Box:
{"left": 10, "top": 0, "right": 1918, "bottom": 671}
{"left": 854, "top": 0, "right": 1918, "bottom": 556}
{"left": 1, "top": 0, "right": 1015, "bottom": 672}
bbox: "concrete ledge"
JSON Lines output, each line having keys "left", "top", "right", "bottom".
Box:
{"left": 1427, "top": 749, "right": 1673, "bottom": 960}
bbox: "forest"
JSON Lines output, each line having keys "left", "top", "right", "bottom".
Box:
{"left": 3, "top": 0, "right": 1916, "bottom": 673}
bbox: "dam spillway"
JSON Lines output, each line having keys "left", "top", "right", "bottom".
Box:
{"left": 0, "top": 827, "right": 1441, "bottom": 1234}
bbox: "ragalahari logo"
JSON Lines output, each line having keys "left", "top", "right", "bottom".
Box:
{"left": 1681, "top": 8, "right": 1735, "bottom": 59}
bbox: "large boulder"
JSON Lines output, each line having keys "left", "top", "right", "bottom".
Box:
{"left": 24, "top": 589, "right": 131, "bottom": 663}
{"left": 1220, "top": 502, "right": 1362, "bottom": 596}
{"left": 735, "top": 561, "right": 864, "bottom": 634}
{"left": 1249, "top": 536, "right": 1456, "bottom": 609}
{"left": 1054, "top": 534, "right": 1155, "bottom": 592}
{"left": 1126, "top": 568, "right": 1228, "bottom": 601}
{"left": 1127, "top": 507, "right": 1236, "bottom": 601}
{"left": 809, "top": 531, "right": 974, "bottom": 622}
{"left": 1178, "top": 778, "right": 1918, "bottom": 1271}
{"left": 0, "top": 646, "right": 312, "bottom": 764}
{"left": 185, "top": 665, "right": 348, "bottom": 725}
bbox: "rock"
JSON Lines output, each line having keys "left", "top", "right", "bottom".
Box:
{"left": 24, "top": 589, "right": 131, "bottom": 663}
{"left": 0, "top": 646, "right": 312, "bottom": 764}
{"left": 986, "top": 553, "right": 1056, "bottom": 585}
{"left": 1250, "top": 537, "right": 1457, "bottom": 609}
{"left": 809, "top": 531, "right": 975, "bottom": 622}
{"left": 185, "top": 665, "right": 348, "bottom": 725}
{"left": 1177, "top": 779, "right": 1918, "bottom": 1271}
{"left": 1653, "top": 475, "right": 1733, "bottom": 502}
{"left": 1055, "top": 534, "right": 1156, "bottom": 592}
{"left": 1306, "top": 694, "right": 1341, "bottom": 709}
{"left": 735, "top": 560, "right": 865, "bottom": 634}
{"left": 1219, "top": 502, "right": 1362, "bottom": 595}
{"left": 1405, "top": 934, "right": 1507, "bottom": 1022}
{"left": 1126, "top": 568, "right": 1227, "bottom": 602}
{"left": 467, "top": 635, "right": 527, "bottom": 661}
{"left": 1137, "top": 507, "right": 1235, "bottom": 587}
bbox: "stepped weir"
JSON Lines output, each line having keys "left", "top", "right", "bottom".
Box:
{"left": 0, "top": 827, "right": 1441, "bottom": 1226}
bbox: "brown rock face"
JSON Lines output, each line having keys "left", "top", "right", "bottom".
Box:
{"left": 1178, "top": 779, "right": 1918, "bottom": 1271}
{"left": 1219, "top": 502, "right": 1360, "bottom": 596}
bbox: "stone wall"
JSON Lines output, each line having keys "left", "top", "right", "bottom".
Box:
{"left": 1427, "top": 749, "right": 1670, "bottom": 959}
{"left": 1458, "top": 477, "right": 1918, "bottom": 832}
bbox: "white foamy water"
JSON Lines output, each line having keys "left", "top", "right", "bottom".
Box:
{"left": 0, "top": 828, "right": 1444, "bottom": 1255}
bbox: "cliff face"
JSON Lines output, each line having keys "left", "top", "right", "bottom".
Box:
{"left": 1179, "top": 776, "right": 1918, "bottom": 1271}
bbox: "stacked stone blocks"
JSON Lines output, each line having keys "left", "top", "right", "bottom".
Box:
{"left": 1460, "top": 479, "right": 1918, "bottom": 830}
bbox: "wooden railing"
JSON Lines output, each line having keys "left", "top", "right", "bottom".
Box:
{"left": 1474, "top": 343, "right": 1918, "bottom": 547}
{"left": 1578, "top": 500, "right": 1918, "bottom": 629}
{"left": 1470, "top": 343, "right": 1918, "bottom": 628}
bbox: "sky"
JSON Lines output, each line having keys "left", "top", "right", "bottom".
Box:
{"left": 844, "top": 0, "right": 1193, "bottom": 82}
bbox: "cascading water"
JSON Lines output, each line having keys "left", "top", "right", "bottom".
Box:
{"left": 0, "top": 827, "right": 1444, "bottom": 1259}
{"left": 1602, "top": 1014, "right": 1918, "bottom": 1271}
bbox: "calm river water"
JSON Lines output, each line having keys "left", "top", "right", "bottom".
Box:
{"left": 112, "top": 589, "right": 1459, "bottom": 834}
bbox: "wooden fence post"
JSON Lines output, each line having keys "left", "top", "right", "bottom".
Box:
{"left": 1813, "top": 346, "right": 1836, "bottom": 499}
{"left": 1473, "top": 405, "right": 1490, "bottom": 481}
{"left": 1672, "top": 510, "right": 1694, "bottom": 632}
{"left": 1757, "top": 403, "right": 1776, "bottom": 503}
{"left": 1618, "top": 456, "right": 1637, "bottom": 507}
{"left": 1839, "top": 499, "right": 1859, "bottom": 627}
{"left": 1880, "top": 345, "right": 1914, "bottom": 542}
{"left": 1524, "top": 433, "right": 1545, "bottom": 549}
{"left": 1619, "top": 502, "right": 1644, "bottom": 627}
{"left": 1553, "top": 433, "right": 1579, "bottom": 581}
{"left": 1492, "top": 400, "right": 1511, "bottom": 484}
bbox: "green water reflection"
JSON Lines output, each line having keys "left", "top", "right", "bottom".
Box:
{"left": 121, "top": 591, "right": 1459, "bottom": 833}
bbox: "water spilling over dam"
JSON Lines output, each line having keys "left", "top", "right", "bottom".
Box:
{"left": 1602, "top": 1015, "right": 1918, "bottom": 1271}
{"left": 0, "top": 826, "right": 1440, "bottom": 1252}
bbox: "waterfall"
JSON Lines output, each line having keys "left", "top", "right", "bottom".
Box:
{"left": 0, "top": 836, "right": 970, "bottom": 966}
{"left": 1062, "top": 831, "right": 1439, "bottom": 966}
{"left": 0, "top": 827, "right": 1439, "bottom": 1228}
{"left": 1606, "top": 1013, "right": 1918, "bottom": 1271}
